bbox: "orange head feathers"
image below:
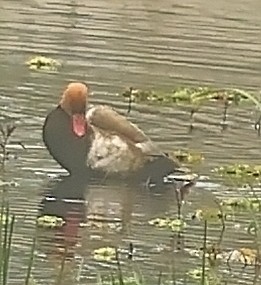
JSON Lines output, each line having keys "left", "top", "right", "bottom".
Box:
{"left": 60, "top": 82, "right": 89, "bottom": 137}
{"left": 60, "top": 82, "right": 89, "bottom": 115}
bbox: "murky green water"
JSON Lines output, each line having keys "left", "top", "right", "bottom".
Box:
{"left": 0, "top": 0, "right": 260, "bottom": 284}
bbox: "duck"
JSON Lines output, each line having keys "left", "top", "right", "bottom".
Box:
{"left": 43, "top": 82, "right": 196, "bottom": 185}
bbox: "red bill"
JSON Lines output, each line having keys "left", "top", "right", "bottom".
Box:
{"left": 72, "top": 114, "right": 86, "bottom": 137}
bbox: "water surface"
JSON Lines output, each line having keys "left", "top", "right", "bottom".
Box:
{"left": 0, "top": 0, "right": 260, "bottom": 284}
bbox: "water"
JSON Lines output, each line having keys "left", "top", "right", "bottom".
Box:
{"left": 0, "top": 0, "right": 260, "bottom": 284}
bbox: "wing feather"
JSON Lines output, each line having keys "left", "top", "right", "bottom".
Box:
{"left": 87, "top": 106, "right": 147, "bottom": 142}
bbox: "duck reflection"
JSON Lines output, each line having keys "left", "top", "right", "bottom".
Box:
{"left": 38, "top": 175, "right": 89, "bottom": 258}
{"left": 37, "top": 174, "right": 194, "bottom": 262}
{"left": 37, "top": 175, "right": 140, "bottom": 258}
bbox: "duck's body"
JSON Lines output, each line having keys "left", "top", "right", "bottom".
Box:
{"left": 86, "top": 105, "right": 164, "bottom": 174}
{"left": 43, "top": 83, "right": 193, "bottom": 185}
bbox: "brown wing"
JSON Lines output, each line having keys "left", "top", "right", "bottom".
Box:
{"left": 87, "top": 105, "right": 149, "bottom": 143}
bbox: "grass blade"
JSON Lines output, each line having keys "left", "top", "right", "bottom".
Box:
{"left": 5, "top": 214, "right": 15, "bottom": 283}
{"left": 25, "top": 236, "right": 36, "bottom": 285}
{"left": 201, "top": 220, "right": 207, "bottom": 285}
{"left": 0, "top": 200, "right": 4, "bottom": 283}
{"left": 56, "top": 245, "right": 68, "bottom": 285}
{"left": 2, "top": 205, "right": 10, "bottom": 285}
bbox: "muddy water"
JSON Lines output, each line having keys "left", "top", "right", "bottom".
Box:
{"left": 0, "top": 0, "right": 260, "bottom": 284}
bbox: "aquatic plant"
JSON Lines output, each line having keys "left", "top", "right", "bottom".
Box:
{"left": 122, "top": 87, "right": 261, "bottom": 134}
{"left": 170, "top": 149, "right": 204, "bottom": 164}
{"left": 213, "top": 163, "right": 261, "bottom": 188}
{"left": 37, "top": 215, "right": 65, "bottom": 228}
{"left": 0, "top": 202, "right": 37, "bottom": 285}
{"left": 148, "top": 217, "right": 186, "bottom": 232}
{"left": 93, "top": 247, "right": 116, "bottom": 262}
{"left": 220, "top": 197, "right": 261, "bottom": 212}
{"left": 191, "top": 208, "right": 225, "bottom": 223}
{"left": 214, "top": 164, "right": 261, "bottom": 178}
{"left": 0, "top": 124, "right": 16, "bottom": 168}
{"left": 26, "top": 56, "right": 61, "bottom": 71}
{"left": 122, "top": 87, "right": 260, "bottom": 107}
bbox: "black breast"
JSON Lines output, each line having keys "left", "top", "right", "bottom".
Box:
{"left": 42, "top": 106, "right": 91, "bottom": 174}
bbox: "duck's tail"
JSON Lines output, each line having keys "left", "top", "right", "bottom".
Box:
{"left": 138, "top": 154, "right": 198, "bottom": 187}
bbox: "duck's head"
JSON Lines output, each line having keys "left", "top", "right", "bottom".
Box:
{"left": 60, "top": 82, "right": 89, "bottom": 137}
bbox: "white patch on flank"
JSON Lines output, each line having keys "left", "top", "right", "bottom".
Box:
{"left": 86, "top": 106, "right": 96, "bottom": 121}
{"left": 135, "top": 141, "right": 156, "bottom": 153}
{"left": 87, "top": 130, "right": 142, "bottom": 173}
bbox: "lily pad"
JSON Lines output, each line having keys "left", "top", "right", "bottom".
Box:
{"left": 93, "top": 246, "right": 116, "bottom": 261}
{"left": 148, "top": 217, "right": 186, "bottom": 232}
{"left": 36, "top": 215, "right": 65, "bottom": 228}
{"left": 26, "top": 56, "right": 61, "bottom": 71}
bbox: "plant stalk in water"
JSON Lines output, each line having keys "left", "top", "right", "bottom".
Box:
{"left": 127, "top": 87, "right": 133, "bottom": 114}
{"left": 115, "top": 248, "right": 124, "bottom": 285}
{"left": 56, "top": 245, "right": 68, "bottom": 285}
{"left": 25, "top": 236, "right": 36, "bottom": 285}
{"left": 0, "top": 124, "right": 16, "bottom": 169}
{"left": 201, "top": 220, "right": 207, "bottom": 285}
{"left": 0, "top": 202, "right": 15, "bottom": 285}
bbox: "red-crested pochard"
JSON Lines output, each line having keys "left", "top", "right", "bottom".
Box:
{"left": 43, "top": 82, "right": 196, "bottom": 185}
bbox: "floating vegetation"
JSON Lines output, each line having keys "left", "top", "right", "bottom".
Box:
{"left": 36, "top": 215, "right": 65, "bottom": 228}
{"left": 214, "top": 164, "right": 261, "bottom": 178}
{"left": 187, "top": 268, "right": 209, "bottom": 280}
{"left": 98, "top": 273, "right": 142, "bottom": 285}
{"left": 122, "top": 87, "right": 260, "bottom": 106}
{"left": 122, "top": 87, "right": 261, "bottom": 134}
{"left": 26, "top": 56, "right": 61, "bottom": 71}
{"left": 148, "top": 217, "right": 186, "bottom": 232}
{"left": 170, "top": 149, "right": 204, "bottom": 164}
{"left": 187, "top": 246, "right": 259, "bottom": 266}
{"left": 82, "top": 215, "right": 123, "bottom": 232}
{"left": 0, "top": 180, "right": 19, "bottom": 187}
{"left": 0, "top": 213, "right": 13, "bottom": 226}
{"left": 213, "top": 164, "right": 261, "bottom": 186}
{"left": 192, "top": 208, "right": 225, "bottom": 223}
{"left": 220, "top": 197, "right": 261, "bottom": 212}
{"left": 93, "top": 247, "right": 116, "bottom": 262}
